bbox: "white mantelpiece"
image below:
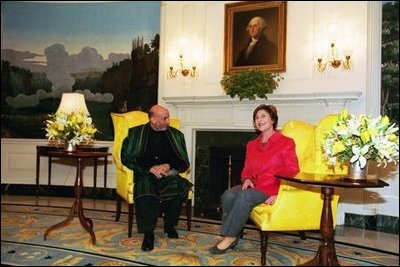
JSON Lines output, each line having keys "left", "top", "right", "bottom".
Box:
{"left": 164, "top": 91, "right": 362, "bottom": 105}
{"left": 163, "top": 91, "right": 362, "bottom": 130}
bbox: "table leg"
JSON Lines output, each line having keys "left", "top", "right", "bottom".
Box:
{"left": 44, "top": 157, "right": 96, "bottom": 245}
{"left": 103, "top": 156, "right": 108, "bottom": 188}
{"left": 44, "top": 199, "right": 77, "bottom": 240}
{"left": 76, "top": 157, "right": 96, "bottom": 244}
{"left": 93, "top": 158, "right": 98, "bottom": 199}
{"left": 299, "top": 187, "right": 340, "bottom": 266}
{"left": 76, "top": 197, "right": 95, "bottom": 241}
{"left": 36, "top": 151, "right": 40, "bottom": 195}
{"left": 48, "top": 156, "right": 52, "bottom": 186}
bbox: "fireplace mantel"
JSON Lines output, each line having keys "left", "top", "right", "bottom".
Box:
{"left": 163, "top": 91, "right": 362, "bottom": 106}
{"left": 163, "top": 91, "right": 362, "bottom": 130}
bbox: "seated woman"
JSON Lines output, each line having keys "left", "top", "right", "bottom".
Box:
{"left": 209, "top": 104, "right": 300, "bottom": 254}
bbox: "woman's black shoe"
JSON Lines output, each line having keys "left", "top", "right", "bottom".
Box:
{"left": 141, "top": 232, "right": 154, "bottom": 251}
{"left": 209, "top": 238, "right": 239, "bottom": 254}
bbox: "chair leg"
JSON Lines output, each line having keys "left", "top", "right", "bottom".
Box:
{"left": 115, "top": 194, "right": 122, "bottom": 222}
{"left": 298, "top": 230, "right": 307, "bottom": 240}
{"left": 260, "top": 230, "right": 269, "bottom": 266}
{"left": 186, "top": 198, "right": 192, "bottom": 231}
{"left": 128, "top": 203, "right": 134, "bottom": 238}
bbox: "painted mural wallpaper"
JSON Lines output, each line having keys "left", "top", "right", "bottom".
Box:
{"left": 1, "top": 1, "right": 160, "bottom": 141}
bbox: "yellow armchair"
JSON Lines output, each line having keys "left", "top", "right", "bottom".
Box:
{"left": 110, "top": 111, "right": 192, "bottom": 237}
{"left": 249, "top": 115, "right": 347, "bottom": 266}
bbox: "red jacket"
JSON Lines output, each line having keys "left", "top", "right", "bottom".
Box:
{"left": 241, "top": 131, "right": 299, "bottom": 196}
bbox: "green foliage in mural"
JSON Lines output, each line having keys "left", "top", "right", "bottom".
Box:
{"left": 1, "top": 34, "right": 160, "bottom": 141}
{"left": 1, "top": 61, "right": 52, "bottom": 103}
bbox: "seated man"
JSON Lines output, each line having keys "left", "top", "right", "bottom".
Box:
{"left": 121, "top": 105, "right": 193, "bottom": 252}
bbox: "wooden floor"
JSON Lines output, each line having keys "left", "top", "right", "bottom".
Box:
{"left": 1, "top": 194, "right": 399, "bottom": 254}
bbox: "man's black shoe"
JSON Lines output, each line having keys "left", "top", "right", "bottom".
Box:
{"left": 141, "top": 232, "right": 154, "bottom": 251}
{"left": 164, "top": 225, "right": 179, "bottom": 239}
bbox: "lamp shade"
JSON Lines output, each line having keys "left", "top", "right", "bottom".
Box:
{"left": 56, "top": 93, "right": 90, "bottom": 115}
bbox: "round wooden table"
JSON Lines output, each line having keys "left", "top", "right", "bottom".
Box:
{"left": 276, "top": 173, "right": 389, "bottom": 266}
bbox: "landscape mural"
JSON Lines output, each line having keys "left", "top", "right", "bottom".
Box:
{"left": 1, "top": 1, "right": 161, "bottom": 141}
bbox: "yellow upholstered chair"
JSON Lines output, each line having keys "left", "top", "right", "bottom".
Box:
{"left": 249, "top": 115, "right": 347, "bottom": 266}
{"left": 111, "top": 111, "right": 192, "bottom": 237}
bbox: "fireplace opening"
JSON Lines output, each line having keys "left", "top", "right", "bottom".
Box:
{"left": 194, "top": 130, "right": 256, "bottom": 220}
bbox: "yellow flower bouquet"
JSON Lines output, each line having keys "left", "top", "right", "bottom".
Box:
{"left": 44, "top": 111, "right": 97, "bottom": 146}
{"left": 323, "top": 109, "right": 399, "bottom": 168}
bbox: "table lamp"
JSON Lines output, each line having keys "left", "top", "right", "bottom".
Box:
{"left": 56, "top": 93, "right": 90, "bottom": 115}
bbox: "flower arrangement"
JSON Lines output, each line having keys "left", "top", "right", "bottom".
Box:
{"left": 323, "top": 109, "right": 399, "bottom": 168}
{"left": 44, "top": 111, "right": 97, "bottom": 146}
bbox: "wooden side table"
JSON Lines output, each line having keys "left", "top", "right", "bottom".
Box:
{"left": 36, "top": 145, "right": 109, "bottom": 195}
{"left": 43, "top": 150, "right": 111, "bottom": 245}
{"left": 276, "top": 173, "right": 389, "bottom": 266}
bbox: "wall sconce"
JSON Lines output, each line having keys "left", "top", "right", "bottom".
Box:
{"left": 168, "top": 54, "right": 197, "bottom": 79}
{"left": 316, "top": 43, "right": 352, "bottom": 73}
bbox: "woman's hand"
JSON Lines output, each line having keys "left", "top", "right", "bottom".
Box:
{"left": 242, "top": 178, "right": 254, "bottom": 190}
{"left": 264, "top": 195, "right": 277, "bottom": 205}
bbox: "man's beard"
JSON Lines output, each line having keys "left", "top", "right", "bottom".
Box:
{"left": 156, "top": 125, "right": 168, "bottom": 131}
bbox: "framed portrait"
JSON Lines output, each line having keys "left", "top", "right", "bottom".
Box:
{"left": 224, "top": 1, "right": 287, "bottom": 74}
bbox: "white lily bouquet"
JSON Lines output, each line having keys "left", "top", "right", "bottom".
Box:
{"left": 323, "top": 109, "right": 399, "bottom": 168}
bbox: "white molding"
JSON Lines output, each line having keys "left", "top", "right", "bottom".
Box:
{"left": 164, "top": 91, "right": 362, "bottom": 105}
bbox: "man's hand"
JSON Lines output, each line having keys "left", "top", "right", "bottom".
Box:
{"left": 149, "top": 163, "right": 170, "bottom": 179}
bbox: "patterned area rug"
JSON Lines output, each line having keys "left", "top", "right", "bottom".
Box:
{"left": 1, "top": 204, "right": 398, "bottom": 266}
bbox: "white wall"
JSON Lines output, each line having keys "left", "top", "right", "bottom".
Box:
{"left": 1, "top": 1, "right": 398, "bottom": 221}
{"left": 159, "top": 1, "right": 367, "bottom": 114}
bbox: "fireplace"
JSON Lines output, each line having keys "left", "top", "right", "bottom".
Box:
{"left": 194, "top": 130, "right": 256, "bottom": 219}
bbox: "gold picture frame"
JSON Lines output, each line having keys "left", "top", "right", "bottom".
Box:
{"left": 224, "top": 1, "right": 287, "bottom": 74}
